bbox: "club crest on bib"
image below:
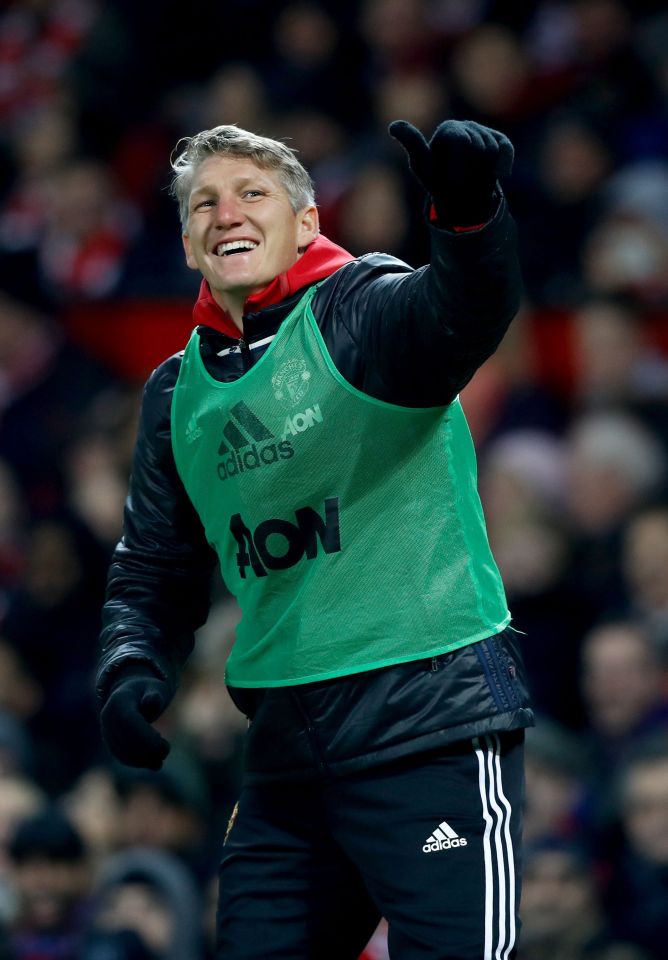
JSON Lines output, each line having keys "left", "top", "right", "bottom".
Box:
{"left": 272, "top": 357, "right": 312, "bottom": 407}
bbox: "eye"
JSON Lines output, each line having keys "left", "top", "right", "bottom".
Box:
{"left": 194, "top": 198, "right": 215, "bottom": 210}
{"left": 243, "top": 190, "right": 264, "bottom": 199}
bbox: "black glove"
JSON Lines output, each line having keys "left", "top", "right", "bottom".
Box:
{"left": 99, "top": 667, "right": 172, "bottom": 770}
{"left": 389, "top": 118, "right": 514, "bottom": 228}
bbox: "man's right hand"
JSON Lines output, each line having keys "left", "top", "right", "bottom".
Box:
{"left": 389, "top": 118, "right": 514, "bottom": 228}
{"left": 99, "top": 670, "right": 172, "bottom": 770}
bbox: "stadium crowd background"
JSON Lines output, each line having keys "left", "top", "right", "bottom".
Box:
{"left": 0, "top": 0, "right": 668, "bottom": 957}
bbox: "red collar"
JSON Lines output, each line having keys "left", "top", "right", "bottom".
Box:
{"left": 192, "top": 234, "right": 354, "bottom": 338}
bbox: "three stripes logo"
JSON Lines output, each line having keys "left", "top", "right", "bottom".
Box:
{"left": 185, "top": 414, "right": 203, "bottom": 444}
{"left": 217, "top": 401, "right": 294, "bottom": 481}
{"left": 218, "top": 401, "right": 273, "bottom": 452}
{"left": 474, "top": 733, "right": 517, "bottom": 960}
{"left": 422, "top": 820, "right": 468, "bottom": 853}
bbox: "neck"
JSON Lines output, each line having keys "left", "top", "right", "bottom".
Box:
{"left": 192, "top": 235, "right": 356, "bottom": 339}
{"left": 211, "top": 252, "right": 307, "bottom": 332}
{"left": 213, "top": 290, "right": 245, "bottom": 331}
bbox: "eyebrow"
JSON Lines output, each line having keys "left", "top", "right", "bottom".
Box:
{"left": 190, "top": 174, "right": 273, "bottom": 197}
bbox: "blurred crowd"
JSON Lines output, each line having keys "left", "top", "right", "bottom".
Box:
{"left": 0, "top": 0, "right": 668, "bottom": 957}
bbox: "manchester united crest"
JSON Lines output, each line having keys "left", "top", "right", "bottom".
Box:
{"left": 272, "top": 357, "right": 312, "bottom": 407}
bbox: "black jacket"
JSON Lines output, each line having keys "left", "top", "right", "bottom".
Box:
{"left": 97, "top": 200, "right": 533, "bottom": 781}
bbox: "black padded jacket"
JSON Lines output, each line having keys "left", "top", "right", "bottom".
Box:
{"left": 96, "top": 199, "right": 534, "bottom": 782}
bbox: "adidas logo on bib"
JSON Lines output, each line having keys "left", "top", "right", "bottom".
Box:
{"left": 216, "top": 401, "right": 293, "bottom": 481}
{"left": 422, "top": 820, "right": 468, "bottom": 853}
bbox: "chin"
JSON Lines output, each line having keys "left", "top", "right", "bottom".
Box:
{"left": 218, "top": 270, "right": 261, "bottom": 289}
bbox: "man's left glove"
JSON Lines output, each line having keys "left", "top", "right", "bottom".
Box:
{"left": 99, "top": 666, "right": 172, "bottom": 770}
{"left": 389, "top": 118, "right": 514, "bottom": 228}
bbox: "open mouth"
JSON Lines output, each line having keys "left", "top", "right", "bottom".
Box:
{"left": 215, "top": 240, "right": 259, "bottom": 257}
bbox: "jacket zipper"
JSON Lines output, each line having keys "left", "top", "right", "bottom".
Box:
{"left": 238, "top": 337, "right": 252, "bottom": 372}
{"left": 289, "top": 689, "right": 328, "bottom": 776}
{"left": 485, "top": 636, "right": 519, "bottom": 709}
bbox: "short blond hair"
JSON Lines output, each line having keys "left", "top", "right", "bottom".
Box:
{"left": 170, "top": 124, "right": 316, "bottom": 228}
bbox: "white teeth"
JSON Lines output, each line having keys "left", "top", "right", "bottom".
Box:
{"left": 216, "top": 240, "right": 259, "bottom": 256}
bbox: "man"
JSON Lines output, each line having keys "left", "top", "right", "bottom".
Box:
{"left": 605, "top": 739, "right": 668, "bottom": 959}
{"left": 97, "top": 119, "right": 534, "bottom": 959}
{"left": 7, "top": 807, "right": 91, "bottom": 960}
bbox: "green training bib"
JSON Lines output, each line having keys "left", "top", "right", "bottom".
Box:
{"left": 171, "top": 284, "right": 510, "bottom": 686}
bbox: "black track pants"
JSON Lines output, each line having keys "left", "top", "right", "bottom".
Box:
{"left": 217, "top": 730, "right": 524, "bottom": 960}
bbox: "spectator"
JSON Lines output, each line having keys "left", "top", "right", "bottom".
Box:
{"left": 0, "top": 777, "right": 46, "bottom": 924}
{"left": 171, "top": 665, "right": 245, "bottom": 835}
{"left": 0, "top": 104, "right": 78, "bottom": 256}
{"left": 38, "top": 159, "right": 140, "bottom": 303}
{"left": 449, "top": 23, "right": 532, "bottom": 128}
{"left": 621, "top": 506, "right": 668, "bottom": 649}
{"left": 0, "top": 0, "right": 99, "bottom": 131}
{"left": 519, "top": 115, "right": 612, "bottom": 305}
{"left": 461, "top": 309, "right": 569, "bottom": 448}
{"left": 0, "top": 641, "right": 42, "bottom": 756}
{"left": 523, "top": 719, "right": 588, "bottom": 846}
{"left": 358, "top": 0, "right": 441, "bottom": 76}
{"left": 564, "top": 410, "right": 666, "bottom": 617}
{"left": 2, "top": 514, "right": 109, "bottom": 793}
{"left": 197, "top": 64, "right": 272, "bottom": 136}
{"left": 571, "top": 298, "right": 668, "bottom": 408}
{"left": 6, "top": 807, "right": 91, "bottom": 960}
{"left": 112, "top": 750, "right": 213, "bottom": 885}
{"left": 62, "top": 383, "right": 142, "bottom": 550}
{"left": 0, "top": 287, "right": 118, "bottom": 512}
{"left": 87, "top": 848, "right": 203, "bottom": 960}
{"left": 605, "top": 740, "right": 668, "bottom": 960}
{"left": 579, "top": 620, "right": 668, "bottom": 842}
{"left": 264, "top": 2, "right": 369, "bottom": 132}
{"left": 519, "top": 836, "right": 648, "bottom": 960}
{"left": 0, "top": 710, "right": 34, "bottom": 781}
{"left": 580, "top": 621, "right": 668, "bottom": 747}
{"left": 334, "top": 161, "right": 412, "bottom": 260}
{"left": 61, "top": 768, "right": 122, "bottom": 870}
{"left": 479, "top": 430, "right": 591, "bottom": 726}
{"left": 583, "top": 207, "right": 668, "bottom": 305}
{"left": 565, "top": 413, "right": 666, "bottom": 539}
{"left": 0, "top": 461, "right": 27, "bottom": 607}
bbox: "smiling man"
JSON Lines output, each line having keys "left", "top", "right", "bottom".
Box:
{"left": 182, "top": 154, "right": 319, "bottom": 322}
{"left": 96, "top": 122, "right": 533, "bottom": 960}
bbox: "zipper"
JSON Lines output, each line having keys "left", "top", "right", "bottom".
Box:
{"left": 237, "top": 337, "right": 253, "bottom": 372}
{"left": 485, "top": 636, "right": 519, "bottom": 709}
{"left": 431, "top": 652, "right": 455, "bottom": 672}
{"left": 289, "top": 689, "right": 328, "bottom": 777}
{"left": 474, "top": 644, "right": 504, "bottom": 712}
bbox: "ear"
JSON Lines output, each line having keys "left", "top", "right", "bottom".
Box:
{"left": 296, "top": 205, "right": 319, "bottom": 250}
{"left": 182, "top": 233, "right": 198, "bottom": 271}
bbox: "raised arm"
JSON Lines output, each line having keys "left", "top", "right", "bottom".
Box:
{"left": 314, "top": 120, "right": 522, "bottom": 408}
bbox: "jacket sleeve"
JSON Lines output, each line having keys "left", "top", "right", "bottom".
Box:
{"left": 96, "top": 354, "right": 217, "bottom": 703}
{"left": 314, "top": 195, "right": 522, "bottom": 407}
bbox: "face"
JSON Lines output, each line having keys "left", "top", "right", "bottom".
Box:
{"left": 182, "top": 155, "right": 318, "bottom": 317}
{"left": 119, "top": 785, "right": 202, "bottom": 850}
{"left": 521, "top": 849, "right": 595, "bottom": 941}
{"left": 581, "top": 625, "right": 661, "bottom": 736}
{"left": 623, "top": 511, "right": 668, "bottom": 611}
{"left": 623, "top": 759, "right": 668, "bottom": 864}
{"left": 14, "top": 858, "right": 89, "bottom": 930}
{"left": 98, "top": 883, "right": 173, "bottom": 952}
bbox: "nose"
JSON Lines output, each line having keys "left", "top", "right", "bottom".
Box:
{"left": 215, "top": 195, "right": 245, "bottom": 228}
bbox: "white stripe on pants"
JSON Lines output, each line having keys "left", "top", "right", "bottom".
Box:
{"left": 474, "top": 733, "right": 517, "bottom": 960}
